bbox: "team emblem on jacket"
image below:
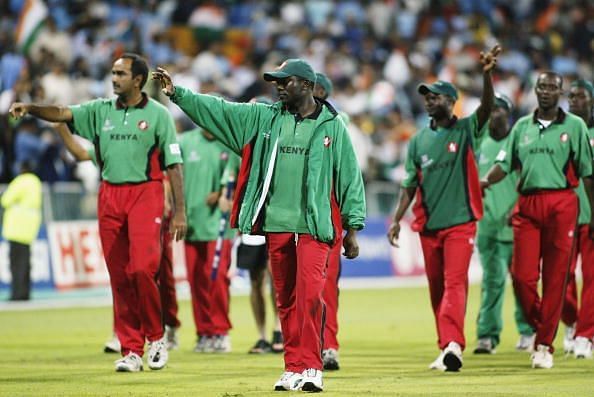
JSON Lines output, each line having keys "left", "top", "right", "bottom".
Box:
{"left": 138, "top": 120, "right": 149, "bottom": 131}
{"left": 560, "top": 132, "right": 568, "bottom": 142}
{"left": 221, "top": 152, "right": 229, "bottom": 161}
{"left": 447, "top": 142, "right": 458, "bottom": 153}
{"left": 590, "top": 138, "right": 594, "bottom": 147}
{"left": 324, "top": 136, "right": 332, "bottom": 147}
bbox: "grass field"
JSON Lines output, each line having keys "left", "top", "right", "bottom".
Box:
{"left": 1, "top": 284, "right": 592, "bottom": 397}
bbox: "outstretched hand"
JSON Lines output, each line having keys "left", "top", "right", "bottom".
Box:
{"left": 479, "top": 44, "right": 502, "bottom": 73}
{"left": 9, "top": 102, "right": 29, "bottom": 119}
{"left": 151, "top": 67, "right": 175, "bottom": 97}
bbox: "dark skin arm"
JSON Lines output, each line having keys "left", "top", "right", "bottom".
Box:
{"left": 9, "top": 103, "right": 73, "bottom": 122}
{"left": 53, "top": 123, "right": 91, "bottom": 161}
{"left": 166, "top": 164, "right": 187, "bottom": 241}
{"left": 583, "top": 176, "right": 594, "bottom": 240}
{"left": 480, "top": 163, "right": 508, "bottom": 190}
{"left": 343, "top": 228, "right": 359, "bottom": 259}
{"left": 475, "top": 45, "right": 501, "bottom": 131}
{"left": 387, "top": 186, "right": 417, "bottom": 247}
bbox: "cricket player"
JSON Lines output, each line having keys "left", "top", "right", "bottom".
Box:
{"left": 473, "top": 94, "right": 534, "bottom": 355}
{"left": 53, "top": 122, "right": 182, "bottom": 352}
{"left": 9, "top": 53, "right": 187, "bottom": 372}
{"left": 314, "top": 72, "right": 342, "bottom": 371}
{"left": 482, "top": 71, "right": 593, "bottom": 369}
{"left": 562, "top": 79, "right": 594, "bottom": 358}
{"left": 179, "top": 126, "right": 237, "bottom": 353}
{"left": 153, "top": 58, "right": 365, "bottom": 392}
{"left": 387, "top": 45, "right": 501, "bottom": 372}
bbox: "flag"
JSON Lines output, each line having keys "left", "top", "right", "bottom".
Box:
{"left": 15, "top": 0, "right": 48, "bottom": 54}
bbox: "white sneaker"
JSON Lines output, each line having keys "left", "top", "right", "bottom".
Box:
{"left": 147, "top": 339, "right": 168, "bottom": 370}
{"left": 164, "top": 325, "right": 179, "bottom": 351}
{"left": 573, "top": 336, "right": 593, "bottom": 359}
{"left": 322, "top": 348, "right": 340, "bottom": 370}
{"left": 563, "top": 324, "right": 576, "bottom": 353}
{"left": 443, "top": 342, "right": 463, "bottom": 372}
{"left": 213, "top": 335, "right": 232, "bottom": 353}
{"left": 531, "top": 344, "right": 553, "bottom": 369}
{"left": 273, "top": 371, "right": 303, "bottom": 391}
{"left": 299, "top": 368, "right": 323, "bottom": 392}
{"left": 428, "top": 351, "right": 446, "bottom": 371}
{"left": 115, "top": 352, "right": 143, "bottom": 372}
{"left": 473, "top": 338, "right": 495, "bottom": 354}
{"left": 516, "top": 334, "right": 535, "bottom": 352}
{"left": 104, "top": 333, "right": 121, "bottom": 354}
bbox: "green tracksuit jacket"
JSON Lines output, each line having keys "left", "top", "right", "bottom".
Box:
{"left": 171, "top": 86, "right": 366, "bottom": 243}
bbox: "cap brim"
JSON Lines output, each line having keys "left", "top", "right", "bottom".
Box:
{"left": 417, "top": 84, "right": 432, "bottom": 95}
{"left": 263, "top": 71, "right": 290, "bottom": 81}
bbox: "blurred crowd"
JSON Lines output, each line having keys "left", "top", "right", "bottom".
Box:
{"left": 0, "top": 0, "right": 592, "bottom": 187}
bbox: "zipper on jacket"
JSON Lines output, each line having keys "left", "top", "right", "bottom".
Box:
{"left": 251, "top": 137, "right": 279, "bottom": 226}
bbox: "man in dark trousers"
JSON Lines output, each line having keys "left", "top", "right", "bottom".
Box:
{"left": 9, "top": 53, "right": 186, "bottom": 372}
{"left": 153, "top": 58, "right": 365, "bottom": 392}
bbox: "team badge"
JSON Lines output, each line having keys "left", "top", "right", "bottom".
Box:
{"left": 560, "top": 132, "right": 568, "bottom": 142}
{"left": 138, "top": 120, "right": 149, "bottom": 131}
{"left": 221, "top": 152, "right": 229, "bottom": 161}
{"left": 447, "top": 142, "right": 458, "bottom": 153}
{"left": 324, "top": 136, "right": 332, "bottom": 147}
{"left": 589, "top": 138, "right": 594, "bottom": 147}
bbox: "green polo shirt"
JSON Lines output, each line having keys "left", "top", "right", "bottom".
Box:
{"left": 68, "top": 94, "right": 182, "bottom": 184}
{"left": 477, "top": 131, "right": 518, "bottom": 241}
{"left": 263, "top": 106, "right": 320, "bottom": 233}
{"left": 179, "top": 129, "right": 235, "bottom": 241}
{"left": 576, "top": 125, "right": 594, "bottom": 225}
{"left": 496, "top": 109, "right": 593, "bottom": 194}
{"left": 402, "top": 112, "right": 486, "bottom": 231}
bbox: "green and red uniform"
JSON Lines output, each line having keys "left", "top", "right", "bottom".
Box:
{"left": 476, "top": 132, "right": 532, "bottom": 347}
{"left": 170, "top": 87, "right": 365, "bottom": 373}
{"left": 563, "top": 123, "right": 594, "bottom": 340}
{"left": 496, "top": 109, "right": 592, "bottom": 351}
{"left": 402, "top": 112, "right": 484, "bottom": 350}
{"left": 179, "top": 129, "right": 237, "bottom": 338}
{"left": 69, "top": 94, "right": 182, "bottom": 357}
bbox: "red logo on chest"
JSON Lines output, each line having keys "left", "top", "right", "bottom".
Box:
{"left": 560, "top": 132, "right": 568, "bottom": 143}
{"left": 447, "top": 142, "right": 458, "bottom": 153}
{"left": 324, "top": 136, "right": 332, "bottom": 147}
{"left": 138, "top": 120, "right": 149, "bottom": 131}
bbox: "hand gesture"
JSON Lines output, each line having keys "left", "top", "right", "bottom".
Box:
{"left": 387, "top": 222, "right": 401, "bottom": 247}
{"left": 479, "top": 44, "right": 502, "bottom": 73}
{"left": 151, "top": 67, "right": 175, "bottom": 96}
{"left": 170, "top": 212, "right": 187, "bottom": 242}
{"left": 342, "top": 230, "right": 359, "bottom": 259}
{"left": 9, "top": 102, "right": 29, "bottom": 119}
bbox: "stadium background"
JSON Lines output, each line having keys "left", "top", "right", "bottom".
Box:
{"left": 0, "top": 0, "right": 592, "bottom": 297}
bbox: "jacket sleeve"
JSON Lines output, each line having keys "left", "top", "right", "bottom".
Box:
{"left": 1, "top": 177, "right": 22, "bottom": 208}
{"left": 170, "top": 86, "right": 267, "bottom": 155}
{"left": 333, "top": 121, "right": 366, "bottom": 230}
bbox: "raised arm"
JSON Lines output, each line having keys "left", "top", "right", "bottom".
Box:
{"left": 53, "top": 123, "right": 91, "bottom": 162}
{"left": 475, "top": 44, "right": 501, "bottom": 132}
{"left": 9, "top": 103, "right": 73, "bottom": 122}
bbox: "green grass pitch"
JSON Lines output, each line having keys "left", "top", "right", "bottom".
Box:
{"left": 0, "top": 285, "right": 592, "bottom": 396}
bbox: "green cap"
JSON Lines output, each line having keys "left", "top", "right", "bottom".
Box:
{"left": 263, "top": 59, "right": 317, "bottom": 83}
{"left": 494, "top": 93, "right": 513, "bottom": 112}
{"left": 315, "top": 72, "right": 333, "bottom": 96}
{"left": 417, "top": 80, "right": 458, "bottom": 100}
{"left": 571, "top": 79, "right": 594, "bottom": 98}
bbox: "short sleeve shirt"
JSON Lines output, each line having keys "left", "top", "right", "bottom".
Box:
{"left": 496, "top": 109, "right": 593, "bottom": 194}
{"left": 576, "top": 125, "right": 594, "bottom": 225}
{"left": 402, "top": 113, "right": 486, "bottom": 231}
{"left": 68, "top": 95, "right": 182, "bottom": 184}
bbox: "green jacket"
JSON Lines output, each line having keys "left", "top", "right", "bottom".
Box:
{"left": 171, "top": 86, "right": 366, "bottom": 242}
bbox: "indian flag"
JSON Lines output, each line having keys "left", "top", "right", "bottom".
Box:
{"left": 15, "top": 0, "right": 48, "bottom": 54}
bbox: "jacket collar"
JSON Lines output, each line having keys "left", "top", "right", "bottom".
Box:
{"left": 531, "top": 107, "right": 566, "bottom": 125}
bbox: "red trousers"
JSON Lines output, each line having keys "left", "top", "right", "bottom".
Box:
{"left": 419, "top": 222, "right": 476, "bottom": 350}
{"left": 99, "top": 181, "right": 164, "bottom": 356}
{"left": 184, "top": 240, "right": 232, "bottom": 336}
{"left": 562, "top": 224, "right": 594, "bottom": 339}
{"left": 267, "top": 233, "right": 331, "bottom": 372}
{"left": 511, "top": 190, "right": 578, "bottom": 352}
{"left": 323, "top": 237, "right": 342, "bottom": 350}
{"left": 160, "top": 219, "right": 180, "bottom": 329}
